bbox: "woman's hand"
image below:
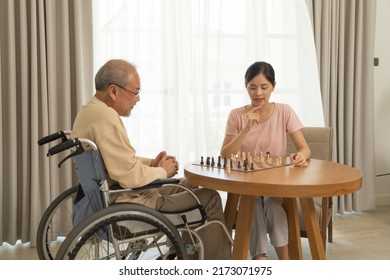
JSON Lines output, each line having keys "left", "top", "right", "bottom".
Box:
{"left": 245, "top": 106, "right": 262, "bottom": 131}
{"left": 290, "top": 152, "right": 308, "bottom": 167}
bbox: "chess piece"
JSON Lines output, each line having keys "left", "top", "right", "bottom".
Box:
{"left": 211, "top": 156, "right": 215, "bottom": 166}
{"left": 251, "top": 162, "right": 254, "bottom": 170}
{"left": 237, "top": 161, "right": 241, "bottom": 168}
{"left": 217, "top": 156, "right": 222, "bottom": 168}
{"left": 206, "top": 157, "right": 211, "bottom": 166}
{"left": 223, "top": 157, "right": 227, "bottom": 168}
{"left": 226, "top": 164, "right": 231, "bottom": 174}
{"left": 200, "top": 156, "right": 204, "bottom": 165}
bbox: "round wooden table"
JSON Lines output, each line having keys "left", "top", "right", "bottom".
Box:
{"left": 184, "top": 159, "right": 362, "bottom": 260}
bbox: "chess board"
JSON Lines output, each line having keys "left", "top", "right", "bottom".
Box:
{"left": 193, "top": 155, "right": 292, "bottom": 173}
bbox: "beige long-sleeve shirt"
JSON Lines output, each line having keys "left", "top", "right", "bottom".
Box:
{"left": 71, "top": 96, "right": 167, "bottom": 208}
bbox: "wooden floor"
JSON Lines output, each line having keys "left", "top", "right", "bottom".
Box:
{"left": 1, "top": 206, "right": 389, "bottom": 260}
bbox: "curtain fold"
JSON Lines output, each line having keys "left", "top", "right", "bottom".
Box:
{"left": 0, "top": 0, "right": 93, "bottom": 245}
{"left": 305, "top": 0, "right": 377, "bottom": 212}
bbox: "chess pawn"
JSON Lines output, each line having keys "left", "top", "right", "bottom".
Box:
{"left": 226, "top": 164, "right": 231, "bottom": 174}
{"left": 200, "top": 156, "right": 204, "bottom": 165}
{"left": 266, "top": 152, "right": 270, "bottom": 163}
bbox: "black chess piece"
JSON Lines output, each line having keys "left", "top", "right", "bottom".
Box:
{"left": 237, "top": 161, "right": 241, "bottom": 168}
{"left": 200, "top": 156, "right": 204, "bottom": 165}
{"left": 251, "top": 162, "right": 254, "bottom": 170}
{"left": 206, "top": 157, "right": 211, "bottom": 166}
{"left": 223, "top": 157, "right": 227, "bottom": 168}
{"left": 217, "top": 156, "right": 222, "bottom": 168}
{"left": 211, "top": 157, "right": 215, "bottom": 166}
{"left": 244, "top": 159, "right": 248, "bottom": 171}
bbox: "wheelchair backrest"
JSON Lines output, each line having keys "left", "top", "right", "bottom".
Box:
{"left": 72, "top": 149, "right": 107, "bottom": 225}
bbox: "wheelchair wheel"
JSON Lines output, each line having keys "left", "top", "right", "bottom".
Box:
{"left": 55, "top": 203, "right": 186, "bottom": 260}
{"left": 36, "top": 185, "right": 78, "bottom": 260}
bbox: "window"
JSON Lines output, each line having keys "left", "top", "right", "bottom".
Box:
{"left": 93, "top": 0, "right": 324, "bottom": 171}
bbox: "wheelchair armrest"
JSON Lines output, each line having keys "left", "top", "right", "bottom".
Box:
{"left": 109, "top": 178, "right": 181, "bottom": 192}
{"left": 146, "top": 178, "right": 181, "bottom": 188}
{"left": 109, "top": 178, "right": 201, "bottom": 205}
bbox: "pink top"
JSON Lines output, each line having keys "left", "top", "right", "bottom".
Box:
{"left": 225, "top": 103, "right": 303, "bottom": 156}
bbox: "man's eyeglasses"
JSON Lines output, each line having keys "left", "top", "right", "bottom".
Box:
{"left": 112, "top": 83, "right": 141, "bottom": 97}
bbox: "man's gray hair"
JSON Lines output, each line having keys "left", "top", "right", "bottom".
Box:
{"left": 95, "top": 59, "right": 136, "bottom": 91}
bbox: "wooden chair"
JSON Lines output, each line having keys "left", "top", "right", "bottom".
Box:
{"left": 286, "top": 127, "right": 334, "bottom": 250}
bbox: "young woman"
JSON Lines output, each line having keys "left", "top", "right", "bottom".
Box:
{"left": 220, "top": 61, "right": 311, "bottom": 260}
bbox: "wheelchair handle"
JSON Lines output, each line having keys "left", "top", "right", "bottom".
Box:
{"left": 47, "top": 139, "right": 78, "bottom": 156}
{"left": 48, "top": 138, "right": 98, "bottom": 168}
{"left": 38, "top": 131, "right": 70, "bottom": 146}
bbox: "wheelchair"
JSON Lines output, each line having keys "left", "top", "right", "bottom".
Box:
{"left": 38, "top": 131, "right": 233, "bottom": 260}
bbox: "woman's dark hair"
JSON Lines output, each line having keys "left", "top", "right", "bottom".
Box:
{"left": 244, "top": 61, "right": 275, "bottom": 87}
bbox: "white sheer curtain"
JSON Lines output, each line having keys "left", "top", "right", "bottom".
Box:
{"left": 93, "top": 0, "right": 323, "bottom": 174}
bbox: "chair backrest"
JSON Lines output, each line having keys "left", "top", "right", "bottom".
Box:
{"left": 72, "top": 149, "right": 107, "bottom": 225}
{"left": 286, "top": 127, "right": 333, "bottom": 161}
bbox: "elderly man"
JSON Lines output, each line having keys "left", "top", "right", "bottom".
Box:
{"left": 71, "top": 59, "right": 231, "bottom": 259}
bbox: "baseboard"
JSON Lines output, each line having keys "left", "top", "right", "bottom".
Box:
{"left": 376, "top": 194, "right": 390, "bottom": 207}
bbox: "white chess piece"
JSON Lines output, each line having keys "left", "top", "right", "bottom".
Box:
{"left": 226, "top": 164, "right": 231, "bottom": 174}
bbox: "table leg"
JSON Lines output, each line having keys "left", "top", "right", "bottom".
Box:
{"left": 231, "top": 194, "right": 255, "bottom": 260}
{"left": 224, "top": 193, "right": 240, "bottom": 235}
{"left": 299, "top": 197, "right": 326, "bottom": 260}
{"left": 283, "top": 198, "right": 303, "bottom": 260}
